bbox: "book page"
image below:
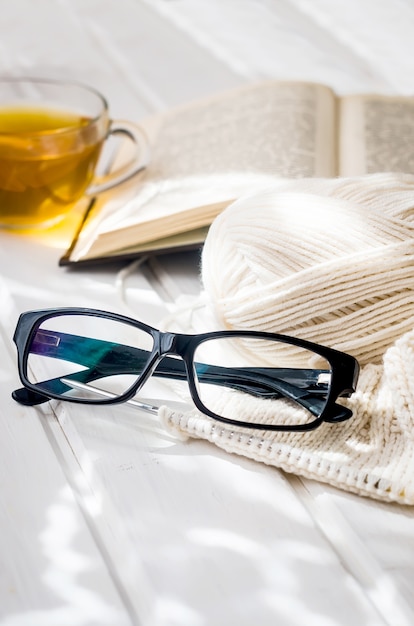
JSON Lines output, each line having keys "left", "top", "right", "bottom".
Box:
{"left": 67, "top": 81, "right": 337, "bottom": 262}
{"left": 339, "top": 94, "right": 414, "bottom": 176}
{"left": 141, "top": 80, "right": 337, "bottom": 180}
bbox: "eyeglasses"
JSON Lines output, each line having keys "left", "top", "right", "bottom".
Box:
{"left": 12, "top": 307, "right": 359, "bottom": 432}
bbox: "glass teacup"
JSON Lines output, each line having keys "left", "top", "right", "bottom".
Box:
{"left": 0, "top": 77, "right": 149, "bottom": 230}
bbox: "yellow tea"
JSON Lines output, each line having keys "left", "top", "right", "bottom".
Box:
{"left": 0, "top": 106, "right": 104, "bottom": 229}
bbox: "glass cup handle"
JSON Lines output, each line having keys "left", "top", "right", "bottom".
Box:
{"left": 86, "top": 120, "right": 150, "bottom": 195}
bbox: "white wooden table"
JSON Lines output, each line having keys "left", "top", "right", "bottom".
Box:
{"left": 1, "top": 2, "right": 414, "bottom": 625}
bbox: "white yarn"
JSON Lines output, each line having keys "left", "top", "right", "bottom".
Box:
{"left": 158, "top": 173, "right": 414, "bottom": 504}
{"left": 201, "top": 172, "right": 414, "bottom": 365}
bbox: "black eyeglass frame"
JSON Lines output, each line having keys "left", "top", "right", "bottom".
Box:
{"left": 12, "top": 307, "right": 360, "bottom": 432}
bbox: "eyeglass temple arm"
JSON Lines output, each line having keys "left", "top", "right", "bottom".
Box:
{"left": 13, "top": 330, "right": 350, "bottom": 420}
{"left": 13, "top": 353, "right": 325, "bottom": 412}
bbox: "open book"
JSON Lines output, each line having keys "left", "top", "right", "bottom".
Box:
{"left": 61, "top": 80, "right": 414, "bottom": 266}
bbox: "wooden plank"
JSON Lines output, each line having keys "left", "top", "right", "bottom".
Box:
{"left": 0, "top": 281, "right": 133, "bottom": 625}
{"left": 288, "top": 478, "right": 414, "bottom": 626}
{"left": 42, "top": 399, "right": 384, "bottom": 625}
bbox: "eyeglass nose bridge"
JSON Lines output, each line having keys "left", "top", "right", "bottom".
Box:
{"left": 154, "top": 329, "right": 197, "bottom": 381}
{"left": 131, "top": 330, "right": 182, "bottom": 382}
{"left": 157, "top": 330, "right": 178, "bottom": 355}
{"left": 156, "top": 330, "right": 196, "bottom": 360}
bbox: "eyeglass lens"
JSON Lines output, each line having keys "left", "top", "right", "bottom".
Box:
{"left": 193, "top": 336, "right": 332, "bottom": 427}
{"left": 26, "top": 314, "right": 155, "bottom": 402}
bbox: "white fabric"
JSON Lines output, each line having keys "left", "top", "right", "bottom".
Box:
{"left": 160, "top": 173, "right": 414, "bottom": 504}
